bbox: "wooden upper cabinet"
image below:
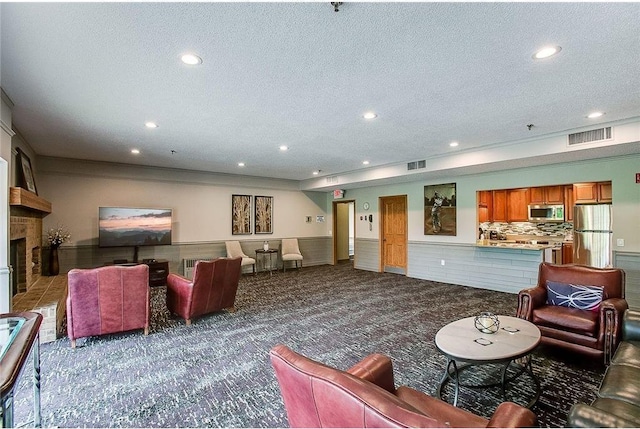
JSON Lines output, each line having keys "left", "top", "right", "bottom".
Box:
{"left": 507, "top": 188, "right": 530, "bottom": 222}
{"left": 492, "top": 190, "right": 507, "bottom": 222}
{"left": 564, "top": 185, "right": 575, "bottom": 221}
{"left": 530, "top": 185, "right": 564, "bottom": 204}
{"left": 598, "top": 182, "right": 612, "bottom": 203}
{"left": 477, "top": 191, "right": 493, "bottom": 223}
{"left": 573, "top": 181, "right": 612, "bottom": 204}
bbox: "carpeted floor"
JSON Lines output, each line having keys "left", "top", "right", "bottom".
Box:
{"left": 13, "top": 262, "right": 604, "bottom": 427}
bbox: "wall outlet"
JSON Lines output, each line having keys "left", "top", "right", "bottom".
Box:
{"left": 440, "top": 259, "right": 445, "bottom": 266}
{"left": 617, "top": 238, "right": 625, "bottom": 247}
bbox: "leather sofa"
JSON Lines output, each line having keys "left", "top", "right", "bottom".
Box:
{"left": 568, "top": 309, "right": 640, "bottom": 427}
{"left": 270, "top": 344, "right": 537, "bottom": 428}
{"left": 67, "top": 264, "right": 150, "bottom": 348}
{"left": 517, "top": 262, "right": 627, "bottom": 365}
{"left": 166, "top": 257, "right": 242, "bottom": 325}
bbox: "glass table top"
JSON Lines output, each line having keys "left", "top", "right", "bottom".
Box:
{"left": 0, "top": 316, "right": 26, "bottom": 360}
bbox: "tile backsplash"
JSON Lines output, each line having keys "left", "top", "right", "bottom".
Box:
{"left": 479, "top": 221, "right": 573, "bottom": 239}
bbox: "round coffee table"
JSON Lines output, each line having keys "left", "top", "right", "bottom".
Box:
{"left": 435, "top": 315, "right": 541, "bottom": 408}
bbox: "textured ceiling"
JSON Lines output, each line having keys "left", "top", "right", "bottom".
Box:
{"left": 1, "top": 2, "right": 640, "bottom": 182}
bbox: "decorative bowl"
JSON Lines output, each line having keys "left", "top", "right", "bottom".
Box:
{"left": 474, "top": 312, "right": 500, "bottom": 334}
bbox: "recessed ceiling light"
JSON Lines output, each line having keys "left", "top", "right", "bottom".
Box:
{"left": 532, "top": 46, "right": 562, "bottom": 60}
{"left": 312, "top": 171, "right": 319, "bottom": 175}
{"left": 279, "top": 145, "right": 289, "bottom": 151}
{"left": 181, "top": 53, "right": 203, "bottom": 65}
{"left": 449, "top": 141, "right": 459, "bottom": 147}
{"left": 238, "top": 162, "right": 245, "bottom": 167}
{"left": 131, "top": 149, "right": 140, "bottom": 155}
{"left": 362, "top": 160, "right": 370, "bottom": 165}
{"left": 145, "top": 122, "right": 158, "bottom": 128}
{"left": 587, "top": 111, "right": 605, "bottom": 119}
{"left": 363, "top": 112, "right": 377, "bottom": 120}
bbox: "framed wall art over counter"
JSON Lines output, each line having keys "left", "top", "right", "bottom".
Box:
{"left": 424, "top": 183, "right": 457, "bottom": 236}
{"left": 254, "top": 195, "right": 273, "bottom": 234}
{"left": 232, "top": 194, "right": 252, "bottom": 235}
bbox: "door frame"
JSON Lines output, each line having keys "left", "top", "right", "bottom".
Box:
{"left": 379, "top": 194, "right": 408, "bottom": 274}
{"left": 332, "top": 199, "right": 356, "bottom": 265}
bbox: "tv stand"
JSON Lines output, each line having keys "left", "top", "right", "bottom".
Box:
{"left": 110, "top": 259, "right": 169, "bottom": 287}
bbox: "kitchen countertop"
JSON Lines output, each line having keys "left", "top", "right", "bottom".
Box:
{"left": 476, "top": 240, "right": 556, "bottom": 250}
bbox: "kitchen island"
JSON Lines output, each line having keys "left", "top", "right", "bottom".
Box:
{"left": 476, "top": 240, "right": 554, "bottom": 263}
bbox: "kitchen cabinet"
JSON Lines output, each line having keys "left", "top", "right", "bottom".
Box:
{"left": 562, "top": 242, "right": 573, "bottom": 264}
{"left": 564, "top": 185, "right": 574, "bottom": 221}
{"left": 573, "top": 181, "right": 612, "bottom": 204}
{"left": 507, "top": 188, "right": 530, "bottom": 222}
{"left": 530, "top": 185, "right": 564, "bottom": 205}
{"left": 598, "top": 182, "right": 612, "bottom": 203}
{"left": 477, "top": 191, "right": 492, "bottom": 223}
{"left": 492, "top": 190, "right": 507, "bottom": 222}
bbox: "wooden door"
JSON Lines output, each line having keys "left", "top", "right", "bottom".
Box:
{"left": 381, "top": 195, "right": 407, "bottom": 274}
{"left": 564, "top": 185, "right": 574, "bottom": 221}
{"left": 477, "top": 191, "right": 492, "bottom": 223}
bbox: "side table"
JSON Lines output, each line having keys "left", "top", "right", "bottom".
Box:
{"left": 255, "top": 249, "right": 278, "bottom": 276}
{"left": 1, "top": 312, "right": 43, "bottom": 428}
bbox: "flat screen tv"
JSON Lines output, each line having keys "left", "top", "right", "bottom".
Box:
{"left": 99, "top": 207, "right": 172, "bottom": 249}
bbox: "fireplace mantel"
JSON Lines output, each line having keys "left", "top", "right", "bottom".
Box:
{"left": 9, "top": 187, "right": 51, "bottom": 214}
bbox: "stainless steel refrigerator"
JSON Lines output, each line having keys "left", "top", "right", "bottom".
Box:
{"left": 574, "top": 204, "right": 613, "bottom": 268}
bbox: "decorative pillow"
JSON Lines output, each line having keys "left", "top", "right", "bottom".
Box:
{"left": 546, "top": 280, "right": 604, "bottom": 311}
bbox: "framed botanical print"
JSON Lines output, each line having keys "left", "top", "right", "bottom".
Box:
{"left": 254, "top": 195, "right": 273, "bottom": 234}
{"left": 16, "top": 148, "right": 38, "bottom": 194}
{"left": 424, "top": 183, "right": 457, "bottom": 236}
{"left": 232, "top": 194, "right": 252, "bottom": 235}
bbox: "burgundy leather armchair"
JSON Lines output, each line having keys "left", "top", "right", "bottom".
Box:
{"left": 67, "top": 264, "right": 150, "bottom": 348}
{"left": 270, "top": 344, "right": 536, "bottom": 428}
{"left": 166, "top": 257, "right": 242, "bottom": 325}
{"left": 517, "top": 262, "right": 627, "bottom": 365}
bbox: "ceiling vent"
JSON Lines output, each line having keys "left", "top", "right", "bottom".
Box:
{"left": 325, "top": 176, "right": 338, "bottom": 184}
{"left": 407, "top": 160, "right": 426, "bottom": 171}
{"left": 568, "top": 127, "right": 612, "bottom": 146}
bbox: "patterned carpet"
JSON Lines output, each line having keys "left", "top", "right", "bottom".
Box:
{"left": 13, "top": 262, "right": 604, "bottom": 427}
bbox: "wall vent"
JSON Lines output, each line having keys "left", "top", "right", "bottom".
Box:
{"left": 326, "top": 176, "right": 338, "bottom": 184}
{"left": 407, "top": 160, "right": 426, "bottom": 170}
{"left": 568, "top": 127, "right": 612, "bottom": 146}
{"left": 182, "top": 257, "right": 214, "bottom": 279}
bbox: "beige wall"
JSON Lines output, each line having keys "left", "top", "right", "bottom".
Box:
{"left": 36, "top": 157, "right": 330, "bottom": 246}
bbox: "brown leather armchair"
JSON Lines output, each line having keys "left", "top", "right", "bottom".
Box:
{"left": 270, "top": 344, "right": 537, "bottom": 428}
{"left": 517, "top": 262, "right": 627, "bottom": 365}
{"left": 67, "top": 265, "right": 150, "bottom": 348}
{"left": 166, "top": 257, "right": 242, "bottom": 325}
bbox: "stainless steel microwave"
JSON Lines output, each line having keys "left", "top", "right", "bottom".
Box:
{"left": 528, "top": 204, "right": 565, "bottom": 222}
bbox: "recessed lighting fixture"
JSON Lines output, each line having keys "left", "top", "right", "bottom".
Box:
{"left": 238, "top": 162, "right": 245, "bottom": 167}
{"left": 145, "top": 122, "right": 158, "bottom": 128}
{"left": 362, "top": 160, "right": 370, "bottom": 165}
{"left": 131, "top": 149, "right": 140, "bottom": 155}
{"left": 312, "top": 171, "right": 319, "bottom": 175}
{"left": 279, "top": 145, "right": 289, "bottom": 151}
{"left": 363, "top": 112, "right": 377, "bottom": 120}
{"left": 532, "top": 45, "right": 562, "bottom": 60}
{"left": 181, "top": 53, "right": 203, "bottom": 65}
{"left": 587, "top": 111, "right": 605, "bottom": 119}
{"left": 449, "top": 141, "right": 459, "bottom": 147}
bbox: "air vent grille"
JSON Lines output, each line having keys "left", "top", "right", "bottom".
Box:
{"left": 407, "top": 160, "right": 426, "bottom": 170}
{"left": 326, "top": 176, "right": 338, "bottom": 184}
{"left": 568, "top": 127, "right": 612, "bottom": 145}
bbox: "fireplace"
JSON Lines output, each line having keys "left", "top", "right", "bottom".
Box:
{"left": 10, "top": 238, "right": 27, "bottom": 295}
{"left": 9, "top": 214, "right": 44, "bottom": 296}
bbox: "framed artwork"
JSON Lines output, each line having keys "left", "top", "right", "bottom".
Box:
{"left": 424, "top": 183, "right": 457, "bottom": 236}
{"left": 254, "top": 195, "right": 273, "bottom": 234}
{"left": 16, "top": 148, "right": 38, "bottom": 194}
{"left": 232, "top": 194, "right": 252, "bottom": 235}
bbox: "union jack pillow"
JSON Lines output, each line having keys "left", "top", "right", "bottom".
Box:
{"left": 546, "top": 280, "right": 604, "bottom": 311}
